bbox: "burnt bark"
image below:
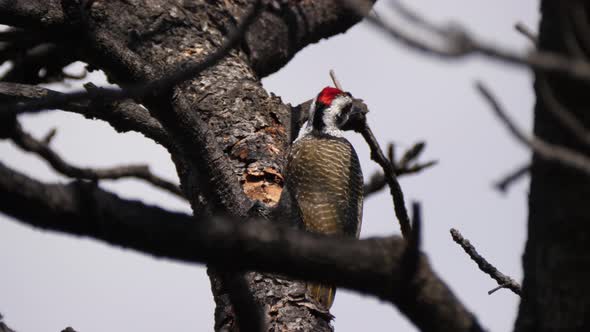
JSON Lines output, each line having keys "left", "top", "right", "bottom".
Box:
{"left": 515, "top": 2, "right": 590, "bottom": 331}
{"left": 4, "top": 0, "right": 373, "bottom": 330}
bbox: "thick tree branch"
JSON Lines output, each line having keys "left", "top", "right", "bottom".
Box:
{"left": 246, "top": 1, "right": 374, "bottom": 77}
{"left": 0, "top": 162, "right": 483, "bottom": 332}
{"left": 6, "top": 122, "right": 184, "bottom": 198}
{"left": 450, "top": 229, "right": 522, "bottom": 296}
{"left": 0, "top": 82, "right": 173, "bottom": 149}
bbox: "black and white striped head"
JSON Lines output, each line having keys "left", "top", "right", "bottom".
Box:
{"left": 299, "top": 87, "right": 355, "bottom": 139}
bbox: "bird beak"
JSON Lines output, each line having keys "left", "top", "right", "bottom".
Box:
{"left": 349, "top": 99, "right": 368, "bottom": 117}
{"left": 349, "top": 105, "right": 364, "bottom": 117}
{"left": 340, "top": 100, "right": 368, "bottom": 131}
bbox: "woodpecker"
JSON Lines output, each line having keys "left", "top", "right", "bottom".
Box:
{"left": 286, "top": 86, "right": 364, "bottom": 309}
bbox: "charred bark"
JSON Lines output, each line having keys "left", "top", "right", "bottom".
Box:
{"left": 26, "top": 1, "right": 374, "bottom": 330}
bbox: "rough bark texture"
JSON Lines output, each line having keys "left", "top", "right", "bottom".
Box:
{"left": 47, "top": 1, "right": 368, "bottom": 330}
{"left": 515, "top": 2, "right": 590, "bottom": 331}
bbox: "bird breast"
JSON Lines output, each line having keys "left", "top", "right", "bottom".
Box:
{"left": 286, "top": 136, "right": 363, "bottom": 237}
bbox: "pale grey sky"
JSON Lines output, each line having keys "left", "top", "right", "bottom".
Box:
{"left": 0, "top": 1, "right": 538, "bottom": 331}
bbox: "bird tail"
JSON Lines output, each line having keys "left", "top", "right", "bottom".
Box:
{"left": 307, "top": 282, "right": 336, "bottom": 309}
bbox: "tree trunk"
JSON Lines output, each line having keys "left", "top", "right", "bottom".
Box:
{"left": 65, "top": 1, "right": 369, "bottom": 330}
{"left": 516, "top": 2, "right": 590, "bottom": 331}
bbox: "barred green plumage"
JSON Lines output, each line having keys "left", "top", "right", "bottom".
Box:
{"left": 286, "top": 135, "right": 363, "bottom": 308}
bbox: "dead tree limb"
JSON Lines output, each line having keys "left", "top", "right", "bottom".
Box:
{"left": 0, "top": 161, "right": 484, "bottom": 332}
{"left": 450, "top": 229, "right": 522, "bottom": 296}
{"left": 0, "top": 82, "right": 173, "bottom": 149}
{"left": 7, "top": 122, "right": 183, "bottom": 198}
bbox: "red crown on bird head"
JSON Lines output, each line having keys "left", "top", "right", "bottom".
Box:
{"left": 317, "top": 87, "right": 343, "bottom": 106}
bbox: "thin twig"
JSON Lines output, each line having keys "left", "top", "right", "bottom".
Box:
{"left": 494, "top": 163, "right": 531, "bottom": 193}
{"left": 515, "top": 22, "right": 538, "bottom": 45}
{"left": 9, "top": 122, "right": 184, "bottom": 199}
{"left": 364, "top": 142, "right": 437, "bottom": 196}
{"left": 476, "top": 81, "right": 590, "bottom": 175}
{"left": 0, "top": 0, "right": 263, "bottom": 114}
{"left": 41, "top": 127, "right": 57, "bottom": 145}
{"left": 329, "top": 69, "right": 343, "bottom": 90}
{"left": 450, "top": 228, "right": 521, "bottom": 296}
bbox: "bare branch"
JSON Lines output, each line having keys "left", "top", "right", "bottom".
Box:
{"left": 0, "top": 161, "right": 484, "bottom": 332}
{"left": 0, "top": 313, "right": 16, "bottom": 332}
{"left": 364, "top": 142, "right": 437, "bottom": 196}
{"left": 329, "top": 69, "right": 343, "bottom": 90}
{"left": 358, "top": 122, "right": 412, "bottom": 239}
{"left": 476, "top": 81, "right": 590, "bottom": 175}
{"left": 346, "top": 0, "right": 590, "bottom": 82}
{"left": 0, "top": 82, "right": 173, "bottom": 149}
{"left": 247, "top": 1, "right": 374, "bottom": 77}
{"left": 0, "top": 0, "right": 264, "bottom": 115}
{"left": 8, "top": 122, "right": 184, "bottom": 199}
{"left": 515, "top": 22, "right": 538, "bottom": 45}
{"left": 41, "top": 127, "right": 58, "bottom": 145}
{"left": 450, "top": 229, "right": 521, "bottom": 296}
{"left": 494, "top": 163, "right": 531, "bottom": 193}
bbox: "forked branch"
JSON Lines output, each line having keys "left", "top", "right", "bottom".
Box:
{"left": 7, "top": 122, "right": 184, "bottom": 199}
